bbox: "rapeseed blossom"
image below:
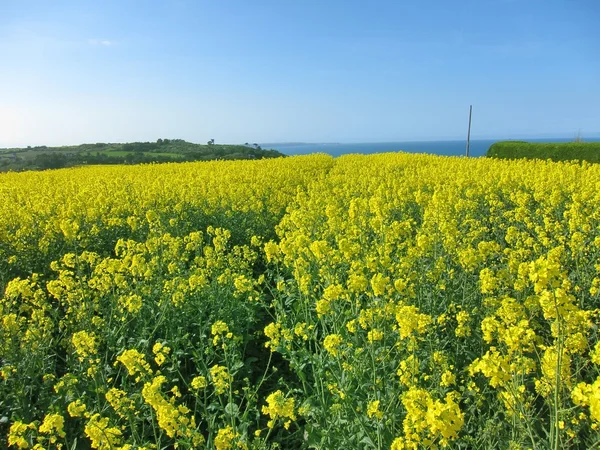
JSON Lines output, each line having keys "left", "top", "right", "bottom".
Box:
{"left": 67, "top": 400, "right": 88, "bottom": 418}
{"left": 8, "top": 421, "right": 36, "bottom": 449}
{"left": 72, "top": 330, "right": 98, "bottom": 363}
{"left": 2, "top": 153, "right": 600, "bottom": 448}
{"left": 210, "top": 365, "right": 231, "bottom": 395}
{"left": 84, "top": 414, "right": 123, "bottom": 450}
{"left": 262, "top": 390, "right": 296, "bottom": 429}
{"left": 152, "top": 342, "right": 171, "bottom": 366}
{"left": 366, "top": 400, "right": 383, "bottom": 419}
{"left": 323, "top": 334, "right": 343, "bottom": 357}
{"left": 191, "top": 375, "right": 207, "bottom": 390}
{"left": 214, "top": 426, "right": 238, "bottom": 450}
{"left": 115, "top": 349, "right": 152, "bottom": 380}
{"left": 38, "top": 413, "right": 66, "bottom": 444}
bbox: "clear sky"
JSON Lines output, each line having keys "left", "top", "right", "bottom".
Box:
{"left": 1, "top": 0, "right": 599, "bottom": 147}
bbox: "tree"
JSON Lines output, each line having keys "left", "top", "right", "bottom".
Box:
{"left": 33, "top": 153, "right": 68, "bottom": 170}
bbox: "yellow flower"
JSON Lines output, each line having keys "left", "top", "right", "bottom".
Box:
{"left": 67, "top": 399, "right": 88, "bottom": 418}
{"left": 72, "top": 330, "right": 98, "bottom": 361}
{"left": 323, "top": 284, "right": 344, "bottom": 301}
{"left": 152, "top": 342, "right": 171, "bottom": 366}
{"left": 591, "top": 342, "right": 600, "bottom": 365}
{"left": 390, "top": 437, "right": 408, "bottom": 450}
{"left": 572, "top": 379, "right": 600, "bottom": 423}
{"left": 346, "top": 319, "right": 357, "bottom": 333}
{"left": 233, "top": 275, "right": 253, "bottom": 295}
{"left": 396, "top": 305, "right": 432, "bottom": 340}
{"left": 323, "top": 334, "right": 343, "bottom": 357}
{"left": 8, "top": 421, "right": 36, "bottom": 449}
{"left": 115, "top": 349, "right": 152, "bottom": 379}
{"left": 214, "top": 426, "right": 238, "bottom": 450}
{"left": 315, "top": 298, "right": 332, "bottom": 317}
{"left": 264, "top": 322, "right": 282, "bottom": 351}
{"left": 367, "top": 328, "right": 384, "bottom": 342}
{"left": 370, "top": 273, "right": 389, "bottom": 296}
{"left": 210, "top": 365, "right": 231, "bottom": 395}
{"left": 367, "top": 400, "right": 383, "bottom": 419}
{"left": 441, "top": 370, "right": 456, "bottom": 387}
{"left": 106, "top": 388, "right": 135, "bottom": 418}
{"left": 479, "top": 268, "right": 497, "bottom": 294}
{"left": 264, "top": 241, "right": 281, "bottom": 263}
{"left": 469, "top": 350, "right": 512, "bottom": 388}
{"left": 397, "top": 355, "right": 420, "bottom": 387}
{"left": 455, "top": 311, "right": 471, "bottom": 337}
{"left": 535, "top": 346, "right": 571, "bottom": 397}
{"left": 84, "top": 414, "right": 122, "bottom": 450}
{"left": 60, "top": 219, "right": 79, "bottom": 240}
{"left": 38, "top": 413, "right": 66, "bottom": 443}
{"left": 401, "top": 388, "right": 464, "bottom": 446}
{"left": 120, "top": 293, "right": 143, "bottom": 314}
{"left": 191, "top": 375, "right": 207, "bottom": 390}
{"left": 294, "top": 322, "right": 310, "bottom": 340}
{"left": 347, "top": 273, "right": 368, "bottom": 292}
{"left": 154, "top": 352, "right": 167, "bottom": 366}
{"left": 141, "top": 375, "right": 200, "bottom": 440}
{"left": 262, "top": 390, "right": 296, "bottom": 428}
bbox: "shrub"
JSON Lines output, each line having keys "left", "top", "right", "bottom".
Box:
{"left": 487, "top": 141, "right": 600, "bottom": 163}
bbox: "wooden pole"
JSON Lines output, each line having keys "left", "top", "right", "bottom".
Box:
{"left": 466, "top": 105, "right": 472, "bottom": 157}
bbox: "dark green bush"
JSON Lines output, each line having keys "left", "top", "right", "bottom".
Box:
{"left": 487, "top": 141, "right": 600, "bottom": 163}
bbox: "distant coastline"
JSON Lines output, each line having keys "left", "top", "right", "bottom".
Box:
{"left": 264, "top": 137, "right": 600, "bottom": 158}
{"left": 262, "top": 135, "right": 600, "bottom": 147}
{"left": 260, "top": 142, "right": 342, "bottom": 147}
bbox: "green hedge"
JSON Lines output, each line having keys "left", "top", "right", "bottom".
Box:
{"left": 487, "top": 141, "right": 600, "bottom": 163}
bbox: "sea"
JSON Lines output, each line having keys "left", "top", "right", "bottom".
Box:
{"left": 264, "top": 138, "right": 600, "bottom": 158}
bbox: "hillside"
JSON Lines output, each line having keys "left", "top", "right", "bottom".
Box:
{"left": 0, "top": 139, "right": 285, "bottom": 171}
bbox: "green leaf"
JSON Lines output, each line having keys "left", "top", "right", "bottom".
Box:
{"left": 225, "top": 402, "right": 240, "bottom": 417}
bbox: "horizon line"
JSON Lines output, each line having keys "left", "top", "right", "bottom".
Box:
{"left": 2, "top": 133, "right": 600, "bottom": 150}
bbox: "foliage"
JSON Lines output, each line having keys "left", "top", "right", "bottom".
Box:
{"left": 0, "top": 140, "right": 285, "bottom": 172}
{"left": 487, "top": 141, "right": 600, "bottom": 163}
{"left": 1, "top": 153, "right": 600, "bottom": 449}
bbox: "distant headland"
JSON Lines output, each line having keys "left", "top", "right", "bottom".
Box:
{"left": 0, "top": 139, "right": 285, "bottom": 172}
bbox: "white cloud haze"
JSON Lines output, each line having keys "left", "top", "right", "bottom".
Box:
{"left": 89, "top": 39, "right": 115, "bottom": 46}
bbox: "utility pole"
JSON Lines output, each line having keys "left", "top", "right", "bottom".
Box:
{"left": 466, "top": 105, "right": 472, "bottom": 157}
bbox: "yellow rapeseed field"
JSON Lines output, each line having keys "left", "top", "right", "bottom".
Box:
{"left": 1, "top": 153, "right": 599, "bottom": 449}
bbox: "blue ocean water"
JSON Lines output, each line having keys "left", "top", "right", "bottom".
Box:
{"left": 265, "top": 138, "right": 600, "bottom": 158}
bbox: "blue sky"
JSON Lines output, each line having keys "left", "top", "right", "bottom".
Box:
{"left": 1, "top": 0, "right": 599, "bottom": 146}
